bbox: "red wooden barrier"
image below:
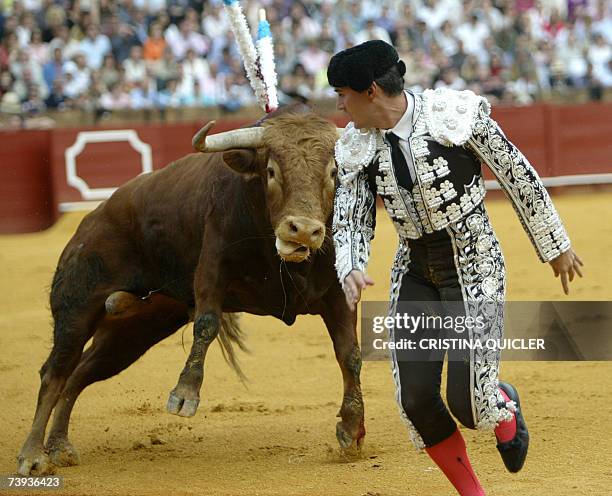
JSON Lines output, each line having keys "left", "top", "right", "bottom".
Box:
{"left": 0, "top": 129, "right": 53, "bottom": 233}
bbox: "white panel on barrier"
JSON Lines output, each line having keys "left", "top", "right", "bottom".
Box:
{"left": 64, "top": 129, "right": 153, "bottom": 201}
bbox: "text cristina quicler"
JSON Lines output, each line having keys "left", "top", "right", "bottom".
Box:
{"left": 371, "top": 338, "right": 546, "bottom": 351}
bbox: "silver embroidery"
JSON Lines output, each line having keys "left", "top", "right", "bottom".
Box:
{"left": 334, "top": 122, "right": 377, "bottom": 175}
{"left": 374, "top": 132, "right": 422, "bottom": 239}
{"left": 332, "top": 166, "right": 376, "bottom": 285}
{"left": 423, "top": 88, "right": 487, "bottom": 146}
{"left": 446, "top": 205, "right": 515, "bottom": 431}
{"left": 467, "top": 102, "right": 571, "bottom": 262}
{"left": 387, "top": 244, "right": 426, "bottom": 450}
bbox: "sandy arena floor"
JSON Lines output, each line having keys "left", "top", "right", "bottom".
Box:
{"left": 0, "top": 191, "right": 610, "bottom": 496}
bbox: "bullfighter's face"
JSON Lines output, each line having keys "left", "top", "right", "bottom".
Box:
{"left": 334, "top": 86, "right": 375, "bottom": 130}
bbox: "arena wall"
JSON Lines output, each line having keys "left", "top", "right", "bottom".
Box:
{"left": 1, "top": 103, "right": 610, "bottom": 234}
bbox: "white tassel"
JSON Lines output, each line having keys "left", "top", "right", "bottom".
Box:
{"left": 256, "top": 9, "right": 278, "bottom": 112}
{"left": 223, "top": 0, "right": 268, "bottom": 111}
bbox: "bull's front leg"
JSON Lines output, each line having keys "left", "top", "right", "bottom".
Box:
{"left": 321, "top": 286, "right": 365, "bottom": 449}
{"left": 167, "top": 243, "right": 225, "bottom": 418}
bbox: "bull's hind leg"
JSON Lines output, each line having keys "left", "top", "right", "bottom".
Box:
{"left": 17, "top": 315, "right": 98, "bottom": 476}
{"left": 321, "top": 287, "right": 366, "bottom": 450}
{"left": 45, "top": 292, "right": 189, "bottom": 467}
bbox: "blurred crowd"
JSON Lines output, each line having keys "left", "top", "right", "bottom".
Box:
{"left": 0, "top": 0, "right": 611, "bottom": 119}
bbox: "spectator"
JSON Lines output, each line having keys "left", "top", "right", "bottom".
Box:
{"left": 0, "top": 70, "right": 14, "bottom": 98}
{"left": 0, "top": 31, "right": 19, "bottom": 71}
{"left": 377, "top": 5, "right": 397, "bottom": 41}
{"left": 143, "top": 22, "right": 166, "bottom": 63}
{"left": 27, "top": 28, "right": 49, "bottom": 66}
{"left": 0, "top": 91, "right": 24, "bottom": 126}
{"left": 11, "top": 49, "right": 47, "bottom": 96}
{"left": 434, "top": 66, "right": 467, "bottom": 90}
{"left": 21, "top": 83, "right": 46, "bottom": 115}
{"left": 128, "top": 80, "right": 155, "bottom": 109}
{"left": 588, "top": 33, "right": 612, "bottom": 74}
{"left": 42, "top": 47, "right": 65, "bottom": 90}
{"left": 181, "top": 48, "right": 210, "bottom": 92}
{"left": 354, "top": 18, "right": 392, "bottom": 45}
{"left": 456, "top": 13, "right": 491, "bottom": 55}
{"left": 435, "top": 21, "right": 460, "bottom": 57}
{"left": 202, "top": 3, "right": 229, "bottom": 40}
{"left": 79, "top": 24, "right": 111, "bottom": 71}
{"left": 108, "top": 16, "right": 141, "bottom": 64}
{"left": 557, "top": 31, "right": 589, "bottom": 86}
{"left": 450, "top": 39, "right": 468, "bottom": 71}
{"left": 461, "top": 54, "right": 482, "bottom": 84}
{"left": 100, "top": 82, "right": 132, "bottom": 111}
{"left": 298, "top": 39, "right": 330, "bottom": 76}
{"left": 48, "top": 25, "right": 81, "bottom": 62}
{"left": 40, "top": 5, "right": 66, "bottom": 43}
{"left": 592, "top": 57, "right": 612, "bottom": 87}
{"left": 282, "top": 3, "right": 320, "bottom": 41}
{"left": 412, "top": 20, "right": 434, "bottom": 52}
{"left": 99, "top": 53, "right": 121, "bottom": 90}
{"left": 156, "top": 78, "right": 184, "bottom": 109}
{"left": 592, "top": 3, "right": 612, "bottom": 43}
{"left": 16, "top": 12, "right": 36, "bottom": 48}
{"left": 123, "top": 45, "right": 147, "bottom": 84}
{"left": 544, "top": 8, "right": 568, "bottom": 40}
{"left": 63, "top": 53, "right": 91, "bottom": 99}
{"left": 165, "top": 18, "right": 208, "bottom": 60}
{"left": 152, "top": 46, "right": 180, "bottom": 89}
{"left": 417, "top": 0, "right": 450, "bottom": 31}
{"left": 185, "top": 79, "right": 207, "bottom": 107}
{"left": 45, "top": 78, "right": 67, "bottom": 110}
{"left": 130, "top": 9, "right": 149, "bottom": 45}
{"left": 481, "top": 0, "right": 506, "bottom": 33}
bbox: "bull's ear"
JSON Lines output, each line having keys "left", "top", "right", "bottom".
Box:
{"left": 222, "top": 149, "right": 260, "bottom": 174}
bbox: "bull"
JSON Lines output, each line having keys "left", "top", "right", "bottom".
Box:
{"left": 17, "top": 109, "right": 365, "bottom": 476}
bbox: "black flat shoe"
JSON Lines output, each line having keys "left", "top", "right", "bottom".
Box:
{"left": 496, "top": 382, "right": 529, "bottom": 473}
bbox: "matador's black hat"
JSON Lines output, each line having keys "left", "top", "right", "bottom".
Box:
{"left": 327, "top": 40, "right": 406, "bottom": 92}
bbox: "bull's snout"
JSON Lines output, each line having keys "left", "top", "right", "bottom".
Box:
{"left": 275, "top": 216, "right": 326, "bottom": 262}
{"left": 278, "top": 216, "right": 325, "bottom": 248}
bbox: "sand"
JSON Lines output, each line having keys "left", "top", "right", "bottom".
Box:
{"left": 0, "top": 191, "right": 610, "bottom": 495}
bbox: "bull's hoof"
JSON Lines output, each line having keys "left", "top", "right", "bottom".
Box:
{"left": 166, "top": 390, "right": 200, "bottom": 417}
{"left": 335, "top": 421, "right": 365, "bottom": 452}
{"left": 17, "top": 447, "right": 55, "bottom": 476}
{"left": 47, "top": 438, "right": 80, "bottom": 467}
{"left": 335, "top": 422, "right": 355, "bottom": 449}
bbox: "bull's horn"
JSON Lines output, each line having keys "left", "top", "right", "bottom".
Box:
{"left": 192, "top": 121, "right": 266, "bottom": 152}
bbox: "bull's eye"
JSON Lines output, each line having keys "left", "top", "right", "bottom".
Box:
{"left": 267, "top": 166, "right": 275, "bottom": 179}
{"left": 330, "top": 167, "right": 338, "bottom": 180}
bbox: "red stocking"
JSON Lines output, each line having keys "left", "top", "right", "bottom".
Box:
{"left": 425, "top": 429, "right": 486, "bottom": 496}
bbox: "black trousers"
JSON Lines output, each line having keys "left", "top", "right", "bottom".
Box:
{"left": 393, "top": 228, "right": 482, "bottom": 447}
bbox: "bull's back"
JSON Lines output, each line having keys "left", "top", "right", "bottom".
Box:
{"left": 56, "top": 153, "right": 234, "bottom": 303}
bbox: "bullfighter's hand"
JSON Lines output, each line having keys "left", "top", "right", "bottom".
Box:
{"left": 549, "top": 248, "right": 583, "bottom": 295}
{"left": 343, "top": 270, "right": 375, "bottom": 311}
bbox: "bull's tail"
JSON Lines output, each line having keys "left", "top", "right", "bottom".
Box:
{"left": 218, "top": 313, "right": 249, "bottom": 382}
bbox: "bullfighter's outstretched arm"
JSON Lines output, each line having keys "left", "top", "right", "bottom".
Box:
{"left": 332, "top": 160, "right": 377, "bottom": 285}
{"left": 467, "top": 102, "right": 571, "bottom": 263}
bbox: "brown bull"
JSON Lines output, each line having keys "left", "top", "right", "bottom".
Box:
{"left": 17, "top": 110, "right": 365, "bottom": 476}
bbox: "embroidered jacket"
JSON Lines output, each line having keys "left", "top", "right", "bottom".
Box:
{"left": 332, "top": 88, "right": 571, "bottom": 284}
